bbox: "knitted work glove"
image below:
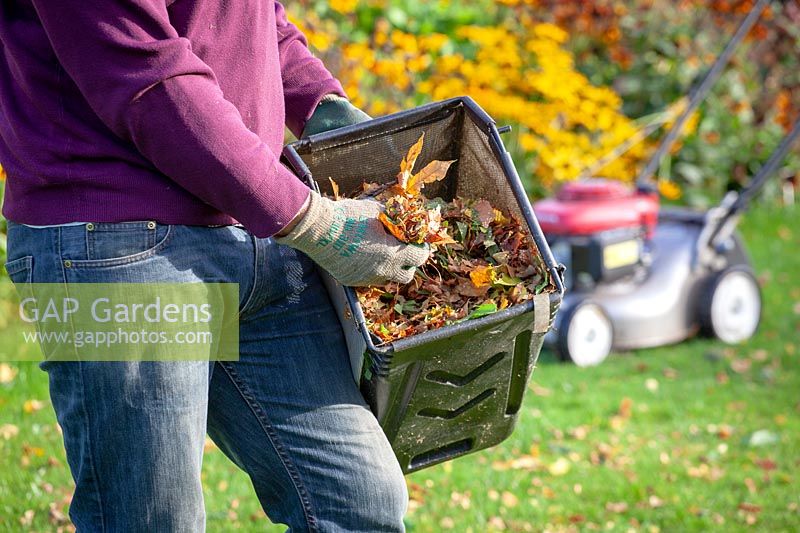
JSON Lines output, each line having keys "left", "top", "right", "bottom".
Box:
{"left": 275, "top": 191, "right": 429, "bottom": 286}
{"left": 302, "top": 94, "right": 371, "bottom": 137}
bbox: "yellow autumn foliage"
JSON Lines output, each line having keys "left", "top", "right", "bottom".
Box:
{"left": 289, "top": 3, "right": 660, "bottom": 191}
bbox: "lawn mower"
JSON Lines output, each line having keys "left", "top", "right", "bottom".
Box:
{"left": 536, "top": 0, "right": 800, "bottom": 366}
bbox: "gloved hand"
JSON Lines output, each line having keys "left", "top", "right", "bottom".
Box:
{"left": 302, "top": 94, "right": 371, "bottom": 137}
{"left": 275, "top": 191, "right": 429, "bottom": 286}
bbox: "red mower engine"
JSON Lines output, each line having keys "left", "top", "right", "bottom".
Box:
{"left": 534, "top": 179, "right": 660, "bottom": 290}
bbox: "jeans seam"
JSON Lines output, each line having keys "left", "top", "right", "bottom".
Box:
{"left": 218, "top": 362, "right": 320, "bottom": 532}
{"left": 57, "top": 227, "right": 107, "bottom": 530}
{"left": 78, "top": 361, "right": 107, "bottom": 532}
{"left": 238, "top": 233, "right": 261, "bottom": 318}
{"left": 57, "top": 227, "right": 65, "bottom": 283}
{"left": 85, "top": 225, "right": 92, "bottom": 260}
{"left": 2, "top": 256, "right": 33, "bottom": 280}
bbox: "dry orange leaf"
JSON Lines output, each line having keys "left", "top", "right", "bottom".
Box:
{"left": 379, "top": 212, "right": 407, "bottom": 241}
{"left": 23, "top": 399, "right": 46, "bottom": 414}
{"left": 328, "top": 177, "right": 340, "bottom": 200}
{"left": 398, "top": 133, "right": 425, "bottom": 189}
{"left": 407, "top": 159, "right": 455, "bottom": 195}
{"left": 428, "top": 230, "right": 457, "bottom": 245}
{"left": 470, "top": 265, "right": 494, "bottom": 288}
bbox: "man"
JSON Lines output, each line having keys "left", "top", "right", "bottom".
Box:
{"left": 0, "top": 1, "right": 427, "bottom": 531}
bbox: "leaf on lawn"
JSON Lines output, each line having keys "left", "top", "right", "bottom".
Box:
{"left": 494, "top": 454, "right": 540, "bottom": 471}
{"left": 23, "top": 444, "right": 45, "bottom": 458}
{"left": 716, "top": 424, "right": 733, "bottom": 439}
{"left": 743, "top": 429, "right": 779, "bottom": 447}
{"left": 19, "top": 510, "right": 35, "bottom": 528}
{"left": 328, "top": 177, "right": 340, "bottom": 200}
{"left": 531, "top": 382, "right": 552, "bottom": 396}
{"left": 568, "top": 425, "right": 590, "bottom": 440}
{"left": 407, "top": 159, "right": 455, "bottom": 195}
{"left": 398, "top": 133, "right": 425, "bottom": 189}
{"left": 647, "top": 495, "right": 665, "bottom": 508}
{"left": 730, "top": 358, "right": 751, "bottom": 374}
{"left": 738, "top": 502, "right": 762, "bottom": 513}
{"left": 755, "top": 458, "right": 777, "bottom": 471}
{"left": 501, "top": 491, "right": 519, "bottom": 508}
{"left": 23, "top": 399, "right": 45, "bottom": 414}
{"left": 618, "top": 397, "right": 633, "bottom": 419}
{"left": 487, "top": 517, "right": 506, "bottom": 530}
{"left": 548, "top": 457, "right": 571, "bottom": 476}
{"left": 0, "top": 363, "right": 17, "bottom": 384}
{"left": 605, "top": 501, "right": 629, "bottom": 513}
{"left": 48, "top": 502, "right": 69, "bottom": 526}
{"left": 686, "top": 463, "right": 725, "bottom": 481}
{"left": 449, "top": 490, "right": 470, "bottom": 510}
{"left": 0, "top": 424, "right": 19, "bottom": 440}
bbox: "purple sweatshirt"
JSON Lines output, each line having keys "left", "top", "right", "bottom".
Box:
{"left": 0, "top": 1, "right": 345, "bottom": 236}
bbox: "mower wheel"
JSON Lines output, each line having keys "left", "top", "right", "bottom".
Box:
{"left": 556, "top": 302, "right": 614, "bottom": 367}
{"left": 701, "top": 267, "right": 762, "bottom": 343}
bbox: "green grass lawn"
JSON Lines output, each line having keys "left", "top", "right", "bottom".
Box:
{"left": 1, "top": 204, "right": 798, "bottom": 532}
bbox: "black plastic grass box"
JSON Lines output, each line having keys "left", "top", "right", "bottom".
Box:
{"left": 282, "top": 97, "right": 564, "bottom": 473}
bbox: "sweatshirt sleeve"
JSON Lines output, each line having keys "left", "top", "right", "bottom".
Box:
{"left": 30, "top": 0, "right": 310, "bottom": 237}
{"left": 274, "top": 1, "right": 347, "bottom": 138}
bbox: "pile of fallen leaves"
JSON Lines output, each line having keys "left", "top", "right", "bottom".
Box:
{"left": 333, "top": 133, "right": 555, "bottom": 343}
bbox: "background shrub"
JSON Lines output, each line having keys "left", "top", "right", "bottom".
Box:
{"left": 291, "top": 0, "right": 799, "bottom": 204}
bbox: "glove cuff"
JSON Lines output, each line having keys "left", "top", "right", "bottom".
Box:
{"left": 320, "top": 93, "right": 348, "bottom": 104}
{"left": 301, "top": 97, "right": 372, "bottom": 138}
{"left": 274, "top": 191, "right": 331, "bottom": 248}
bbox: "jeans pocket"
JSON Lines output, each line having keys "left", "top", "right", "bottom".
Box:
{"left": 3, "top": 255, "right": 33, "bottom": 284}
{"left": 72, "top": 222, "right": 173, "bottom": 268}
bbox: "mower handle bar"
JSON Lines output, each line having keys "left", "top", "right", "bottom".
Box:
{"left": 705, "top": 117, "right": 800, "bottom": 249}
{"left": 635, "top": 0, "right": 770, "bottom": 186}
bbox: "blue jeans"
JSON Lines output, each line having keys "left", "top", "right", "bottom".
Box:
{"left": 4, "top": 221, "right": 407, "bottom": 532}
